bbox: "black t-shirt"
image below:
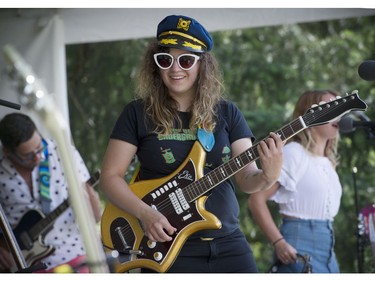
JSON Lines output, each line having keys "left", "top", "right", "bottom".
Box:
{"left": 110, "top": 99, "right": 255, "bottom": 238}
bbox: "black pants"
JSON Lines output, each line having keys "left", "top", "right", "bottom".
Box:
{"left": 142, "top": 228, "right": 258, "bottom": 273}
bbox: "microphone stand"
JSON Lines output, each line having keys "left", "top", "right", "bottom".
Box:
{"left": 0, "top": 99, "right": 21, "bottom": 110}
{"left": 353, "top": 167, "right": 365, "bottom": 272}
{"left": 366, "top": 127, "right": 375, "bottom": 140}
{"left": 356, "top": 112, "right": 375, "bottom": 139}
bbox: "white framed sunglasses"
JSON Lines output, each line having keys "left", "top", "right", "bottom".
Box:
{"left": 153, "top": 53, "right": 201, "bottom": 71}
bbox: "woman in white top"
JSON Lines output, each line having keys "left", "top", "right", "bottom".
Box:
{"left": 248, "top": 90, "right": 342, "bottom": 273}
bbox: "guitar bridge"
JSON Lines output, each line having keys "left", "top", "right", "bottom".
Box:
{"left": 114, "top": 226, "right": 144, "bottom": 256}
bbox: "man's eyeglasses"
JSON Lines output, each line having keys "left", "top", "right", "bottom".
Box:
{"left": 153, "top": 53, "right": 201, "bottom": 71}
{"left": 12, "top": 145, "right": 45, "bottom": 163}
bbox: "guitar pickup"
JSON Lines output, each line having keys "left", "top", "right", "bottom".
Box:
{"left": 169, "top": 188, "right": 190, "bottom": 215}
{"left": 19, "top": 231, "right": 33, "bottom": 250}
{"left": 175, "top": 189, "right": 189, "bottom": 211}
{"left": 169, "top": 193, "right": 183, "bottom": 214}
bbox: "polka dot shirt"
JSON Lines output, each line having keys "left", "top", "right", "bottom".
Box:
{"left": 0, "top": 138, "right": 90, "bottom": 270}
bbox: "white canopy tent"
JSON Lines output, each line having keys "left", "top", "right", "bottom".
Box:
{"left": 1, "top": 8, "right": 375, "bottom": 125}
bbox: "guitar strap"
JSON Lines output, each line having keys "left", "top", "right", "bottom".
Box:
{"left": 39, "top": 139, "right": 51, "bottom": 214}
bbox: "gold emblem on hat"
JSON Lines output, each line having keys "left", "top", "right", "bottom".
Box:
{"left": 177, "top": 18, "right": 191, "bottom": 31}
{"left": 160, "top": 39, "right": 178, "bottom": 46}
{"left": 159, "top": 31, "right": 207, "bottom": 49}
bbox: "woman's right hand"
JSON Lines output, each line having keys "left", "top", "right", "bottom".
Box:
{"left": 274, "top": 239, "right": 298, "bottom": 264}
{"left": 138, "top": 206, "right": 177, "bottom": 242}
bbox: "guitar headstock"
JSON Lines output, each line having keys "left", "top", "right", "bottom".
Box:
{"left": 302, "top": 90, "right": 368, "bottom": 127}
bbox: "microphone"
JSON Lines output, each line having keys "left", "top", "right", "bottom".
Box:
{"left": 358, "top": 60, "right": 375, "bottom": 81}
{"left": 339, "top": 115, "right": 375, "bottom": 134}
{"left": 0, "top": 98, "right": 21, "bottom": 110}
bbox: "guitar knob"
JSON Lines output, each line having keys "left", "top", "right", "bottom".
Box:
{"left": 153, "top": 252, "right": 163, "bottom": 261}
{"left": 147, "top": 240, "right": 156, "bottom": 248}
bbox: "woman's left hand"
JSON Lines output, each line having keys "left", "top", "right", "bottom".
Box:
{"left": 257, "top": 132, "right": 283, "bottom": 185}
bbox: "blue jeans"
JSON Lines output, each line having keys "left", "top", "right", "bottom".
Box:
{"left": 275, "top": 218, "right": 340, "bottom": 273}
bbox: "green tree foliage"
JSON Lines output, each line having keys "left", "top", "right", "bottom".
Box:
{"left": 66, "top": 14, "right": 375, "bottom": 272}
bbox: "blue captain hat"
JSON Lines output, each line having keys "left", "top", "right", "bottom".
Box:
{"left": 156, "top": 15, "right": 213, "bottom": 53}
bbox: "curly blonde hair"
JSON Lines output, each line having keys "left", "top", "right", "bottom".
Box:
{"left": 135, "top": 40, "right": 225, "bottom": 135}
{"left": 289, "top": 89, "right": 340, "bottom": 168}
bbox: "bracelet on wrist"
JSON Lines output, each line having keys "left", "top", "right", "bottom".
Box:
{"left": 272, "top": 237, "right": 284, "bottom": 246}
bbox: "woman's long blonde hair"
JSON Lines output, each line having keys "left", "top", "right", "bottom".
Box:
{"left": 289, "top": 89, "right": 340, "bottom": 168}
{"left": 135, "top": 40, "right": 225, "bottom": 135}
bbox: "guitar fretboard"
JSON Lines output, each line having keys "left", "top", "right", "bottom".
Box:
{"left": 29, "top": 199, "right": 70, "bottom": 239}
{"left": 184, "top": 116, "right": 306, "bottom": 202}
{"left": 28, "top": 170, "right": 100, "bottom": 240}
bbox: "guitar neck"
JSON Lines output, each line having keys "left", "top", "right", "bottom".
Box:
{"left": 185, "top": 116, "right": 306, "bottom": 202}
{"left": 29, "top": 170, "right": 101, "bottom": 240}
{"left": 29, "top": 199, "right": 70, "bottom": 240}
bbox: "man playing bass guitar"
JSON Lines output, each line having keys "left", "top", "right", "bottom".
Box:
{"left": 0, "top": 113, "right": 102, "bottom": 272}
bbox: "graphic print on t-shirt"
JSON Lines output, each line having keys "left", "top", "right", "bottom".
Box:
{"left": 157, "top": 128, "right": 197, "bottom": 141}
{"left": 158, "top": 128, "right": 197, "bottom": 165}
{"left": 160, "top": 148, "right": 175, "bottom": 164}
{"left": 221, "top": 145, "right": 231, "bottom": 163}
